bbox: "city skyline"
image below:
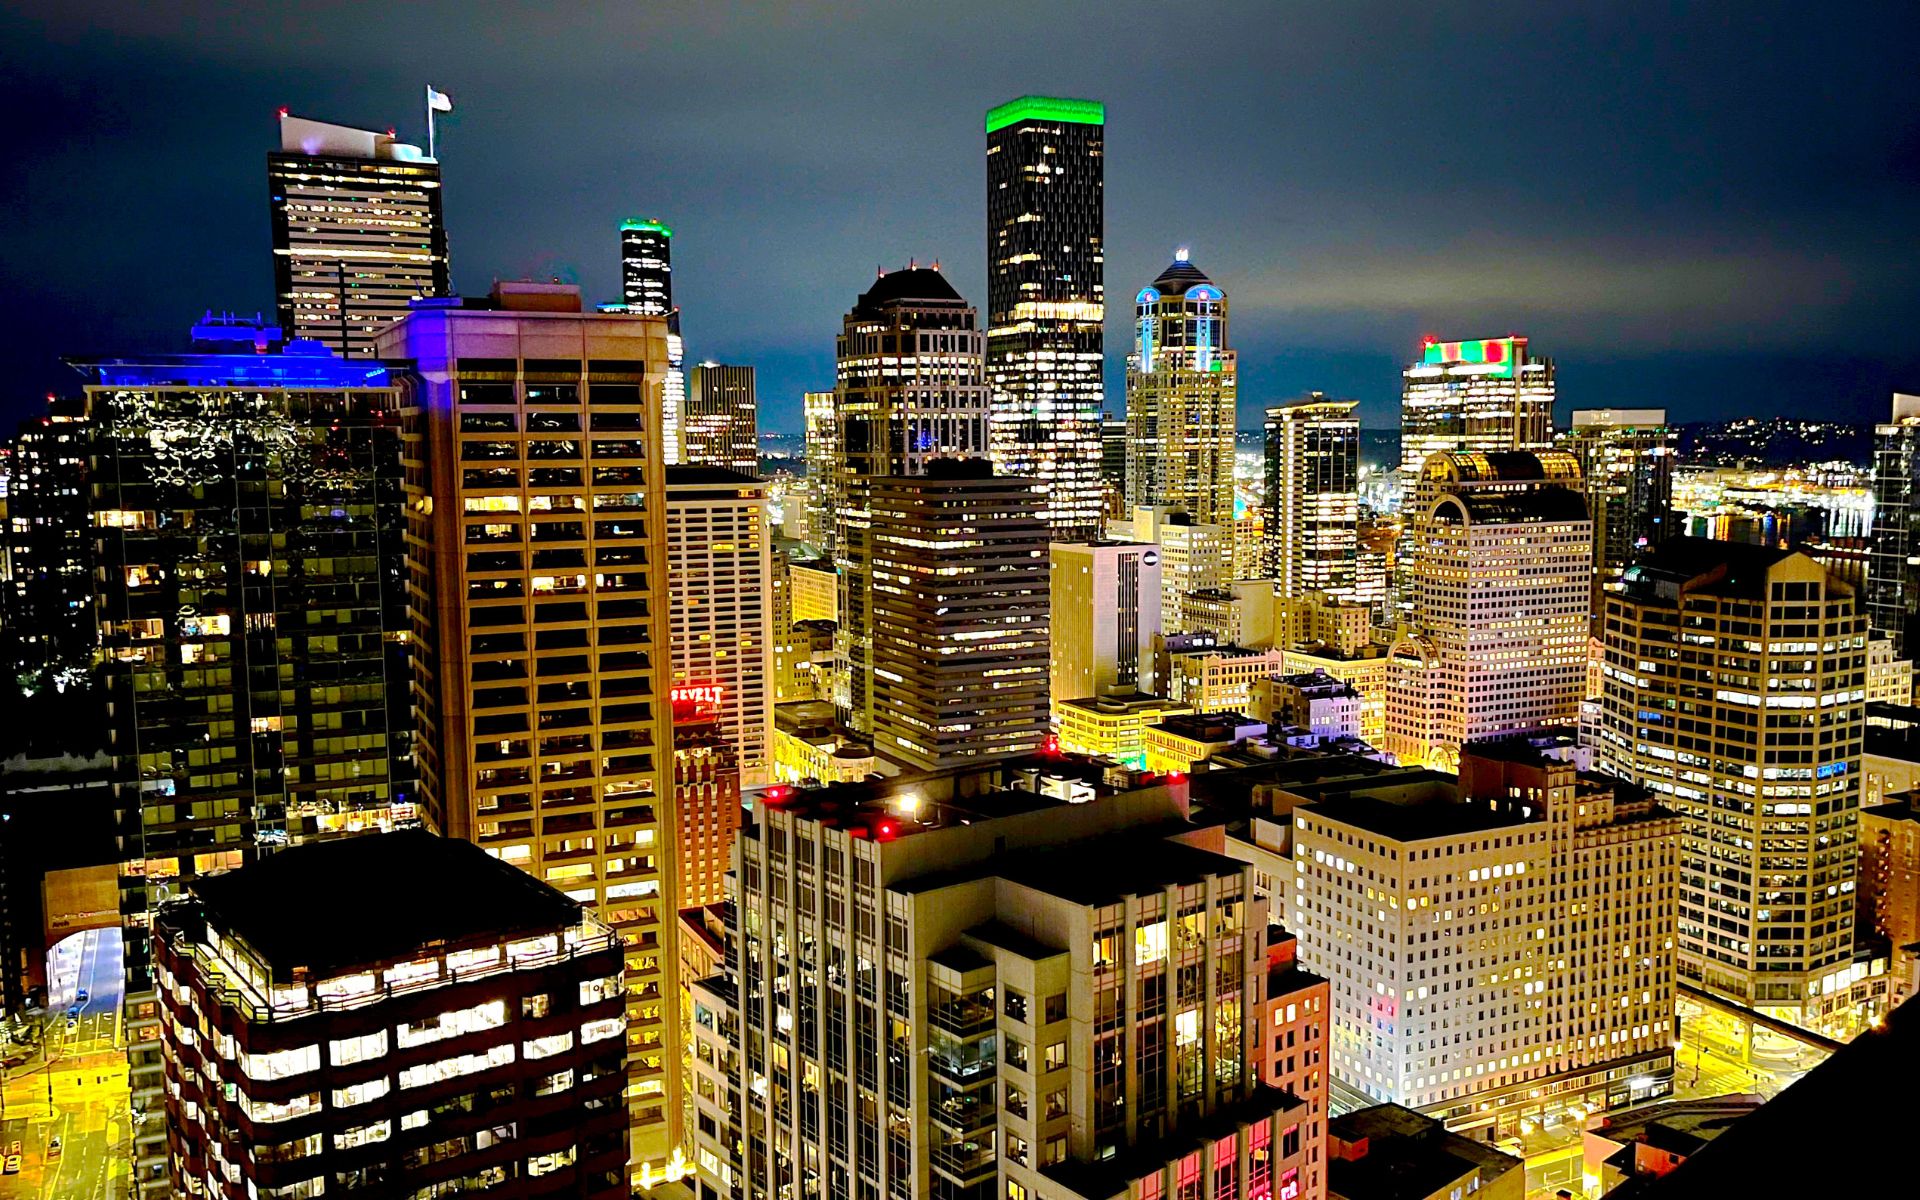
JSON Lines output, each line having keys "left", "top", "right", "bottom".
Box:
{"left": 4, "top": 2, "right": 1918, "bottom": 434}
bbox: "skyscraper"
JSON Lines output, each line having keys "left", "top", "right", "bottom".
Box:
{"left": 1049, "top": 539, "right": 1163, "bottom": 705}
{"left": 1264, "top": 395, "right": 1360, "bottom": 599}
{"left": 1596, "top": 539, "right": 1866, "bottom": 1018}
{"left": 268, "top": 114, "right": 448, "bottom": 357}
{"left": 618, "top": 218, "right": 686, "bottom": 465}
{"left": 684, "top": 362, "right": 759, "bottom": 475}
{"left": 665, "top": 466, "right": 773, "bottom": 790}
{"left": 831, "top": 266, "right": 991, "bottom": 733}
{"left": 75, "top": 319, "right": 417, "bottom": 1193}
{"left": 1125, "top": 251, "right": 1238, "bottom": 531}
{"left": 867, "top": 461, "right": 1050, "bottom": 770}
{"left": 1562, "top": 408, "right": 1676, "bottom": 621}
{"left": 801, "top": 388, "right": 836, "bottom": 549}
{"left": 3, "top": 396, "right": 94, "bottom": 681}
{"left": 379, "top": 282, "right": 681, "bottom": 1167}
{"left": 1112, "top": 505, "right": 1231, "bottom": 634}
{"left": 1399, "top": 336, "right": 1554, "bottom": 475}
{"left": 985, "top": 95, "right": 1106, "bottom": 540}
{"left": 1099, "top": 409, "right": 1128, "bottom": 523}
{"left": 1868, "top": 394, "right": 1920, "bottom": 656}
{"left": 1386, "top": 451, "right": 1590, "bottom": 770}
{"left": 691, "top": 764, "right": 1316, "bottom": 1200}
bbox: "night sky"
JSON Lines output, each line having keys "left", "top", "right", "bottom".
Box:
{"left": 4, "top": 0, "right": 1918, "bottom": 435}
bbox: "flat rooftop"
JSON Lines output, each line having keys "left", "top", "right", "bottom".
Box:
{"left": 1303, "top": 790, "right": 1532, "bottom": 842}
{"left": 996, "top": 833, "right": 1245, "bottom": 906}
{"left": 1329, "top": 1104, "right": 1521, "bottom": 1200}
{"left": 192, "top": 830, "right": 580, "bottom": 981}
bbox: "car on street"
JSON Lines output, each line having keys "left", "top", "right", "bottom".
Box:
{"left": 75, "top": 989, "right": 87, "bottom": 1003}
{"left": 2, "top": 1154, "right": 19, "bottom": 1175}
{"left": 48, "top": 1136, "right": 62, "bottom": 1160}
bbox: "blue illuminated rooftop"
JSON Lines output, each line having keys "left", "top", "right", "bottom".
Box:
{"left": 71, "top": 353, "right": 394, "bottom": 390}
{"left": 70, "top": 315, "right": 395, "bottom": 389}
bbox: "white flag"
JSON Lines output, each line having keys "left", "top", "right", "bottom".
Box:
{"left": 427, "top": 86, "right": 453, "bottom": 113}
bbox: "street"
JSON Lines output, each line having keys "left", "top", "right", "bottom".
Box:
{"left": 1, "top": 928, "right": 130, "bottom": 1200}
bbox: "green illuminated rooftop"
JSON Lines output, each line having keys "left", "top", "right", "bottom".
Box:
{"left": 620, "top": 218, "right": 673, "bottom": 236}
{"left": 986, "top": 96, "right": 1105, "bottom": 135}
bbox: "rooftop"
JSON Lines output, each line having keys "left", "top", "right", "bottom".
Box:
{"left": 1302, "top": 786, "right": 1533, "bottom": 843}
{"left": 853, "top": 266, "right": 966, "bottom": 314}
{"left": 985, "top": 95, "right": 1105, "bottom": 135}
{"left": 1329, "top": 1104, "right": 1522, "bottom": 1200}
{"left": 996, "top": 833, "right": 1244, "bottom": 907}
{"left": 1622, "top": 537, "right": 1808, "bottom": 602}
{"left": 665, "top": 465, "right": 764, "bottom": 487}
{"left": 1145, "top": 254, "right": 1216, "bottom": 296}
{"left": 1042, "top": 1085, "right": 1300, "bottom": 1199}
{"left": 190, "top": 830, "right": 580, "bottom": 982}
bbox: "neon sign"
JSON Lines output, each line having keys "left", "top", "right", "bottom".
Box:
{"left": 672, "top": 684, "right": 725, "bottom": 707}
{"left": 1420, "top": 337, "right": 1520, "bottom": 379}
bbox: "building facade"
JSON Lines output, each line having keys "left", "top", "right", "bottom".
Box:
{"left": 665, "top": 467, "right": 774, "bottom": 790}
{"left": 1868, "top": 394, "right": 1920, "bottom": 657}
{"left": 1398, "top": 337, "right": 1554, "bottom": 476}
{"left": 3, "top": 396, "right": 93, "bottom": 681}
{"left": 1111, "top": 506, "right": 1231, "bottom": 635}
{"left": 1264, "top": 396, "right": 1360, "bottom": 600}
{"left": 1124, "top": 253, "right": 1237, "bottom": 529}
{"left": 684, "top": 364, "right": 759, "bottom": 477}
{"left": 1595, "top": 539, "right": 1866, "bottom": 1015}
{"left": 801, "top": 389, "right": 836, "bottom": 549}
{"left": 153, "top": 831, "right": 629, "bottom": 1199}
{"left": 985, "top": 95, "right": 1106, "bottom": 541}
{"left": 616, "top": 219, "right": 685, "bottom": 467}
{"left": 380, "top": 284, "right": 681, "bottom": 1166}
{"left": 1289, "top": 743, "right": 1678, "bottom": 1131}
{"left": 1562, "top": 409, "right": 1676, "bottom": 622}
{"left": 1049, "top": 540, "right": 1162, "bottom": 709}
{"left": 1386, "top": 452, "right": 1591, "bottom": 771}
{"left": 867, "top": 463, "right": 1050, "bottom": 771}
{"left": 268, "top": 114, "right": 449, "bottom": 358}
{"left": 832, "top": 267, "right": 992, "bottom": 736}
{"left": 697, "top": 764, "right": 1314, "bottom": 1200}
{"left": 670, "top": 702, "right": 743, "bottom": 913}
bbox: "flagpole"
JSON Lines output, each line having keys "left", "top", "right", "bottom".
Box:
{"left": 426, "top": 84, "right": 436, "bottom": 160}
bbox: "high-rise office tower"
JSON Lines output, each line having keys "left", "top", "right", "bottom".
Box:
{"left": 378, "top": 283, "right": 681, "bottom": 1167}
{"left": 1099, "top": 409, "right": 1128, "bottom": 523}
{"left": 154, "top": 831, "right": 631, "bottom": 1199}
{"left": 1264, "top": 395, "right": 1360, "bottom": 599}
{"left": 75, "top": 318, "right": 417, "bottom": 1195}
{"left": 1386, "top": 451, "right": 1590, "bottom": 770}
{"left": 1125, "top": 251, "right": 1237, "bottom": 530}
{"left": 617, "top": 218, "right": 687, "bottom": 466}
{"left": 684, "top": 363, "right": 759, "bottom": 476}
{"left": 1288, "top": 737, "right": 1678, "bottom": 1125}
{"left": 690, "top": 764, "right": 1316, "bottom": 1200}
{"left": 831, "top": 267, "right": 991, "bottom": 734}
{"left": 1399, "top": 336, "right": 1554, "bottom": 475}
{"left": 3, "top": 396, "right": 94, "bottom": 680}
{"left": 1049, "top": 539, "right": 1163, "bottom": 706}
{"left": 801, "top": 388, "right": 836, "bottom": 549}
{"left": 268, "top": 114, "right": 449, "bottom": 358}
{"left": 665, "top": 466, "right": 773, "bottom": 789}
{"left": 1868, "top": 394, "right": 1920, "bottom": 657}
{"left": 1562, "top": 408, "right": 1676, "bottom": 621}
{"left": 868, "top": 462, "right": 1050, "bottom": 770}
{"left": 985, "top": 95, "right": 1106, "bottom": 540}
{"left": 1112, "top": 505, "right": 1231, "bottom": 634}
{"left": 1596, "top": 539, "right": 1866, "bottom": 1017}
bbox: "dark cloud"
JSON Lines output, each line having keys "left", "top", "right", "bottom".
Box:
{"left": 2, "top": 0, "right": 1917, "bottom": 433}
